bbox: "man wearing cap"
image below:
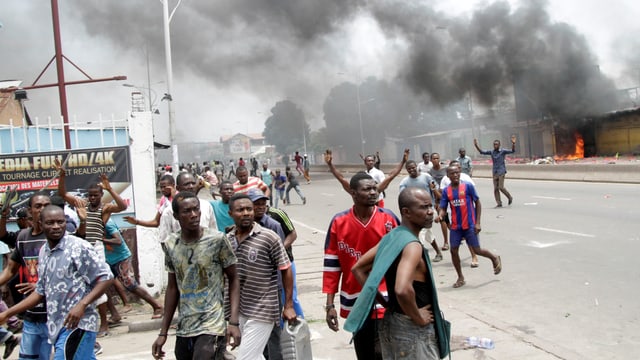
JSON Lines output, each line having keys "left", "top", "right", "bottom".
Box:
{"left": 0, "top": 207, "right": 31, "bottom": 249}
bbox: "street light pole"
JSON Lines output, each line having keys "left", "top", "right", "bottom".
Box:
{"left": 356, "top": 83, "right": 365, "bottom": 156}
{"left": 145, "top": 47, "right": 153, "bottom": 112}
{"left": 162, "top": 0, "right": 179, "bottom": 175}
{"left": 123, "top": 84, "right": 158, "bottom": 111}
{"left": 301, "top": 117, "right": 307, "bottom": 155}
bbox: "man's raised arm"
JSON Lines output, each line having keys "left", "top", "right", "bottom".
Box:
{"left": 377, "top": 148, "right": 409, "bottom": 193}
{"left": 324, "top": 149, "right": 350, "bottom": 193}
{"left": 100, "top": 174, "right": 127, "bottom": 216}
{"left": 54, "top": 159, "right": 83, "bottom": 208}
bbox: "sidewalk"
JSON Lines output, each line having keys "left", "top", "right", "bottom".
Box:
{"left": 113, "top": 215, "right": 582, "bottom": 360}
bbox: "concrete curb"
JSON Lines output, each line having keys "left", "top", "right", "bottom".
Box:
{"left": 310, "top": 162, "right": 640, "bottom": 184}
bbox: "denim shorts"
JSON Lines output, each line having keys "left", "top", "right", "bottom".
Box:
{"left": 19, "top": 320, "right": 52, "bottom": 360}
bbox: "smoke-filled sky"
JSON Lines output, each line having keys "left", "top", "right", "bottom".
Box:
{"left": 1, "top": 0, "right": 638, "bottom": 144}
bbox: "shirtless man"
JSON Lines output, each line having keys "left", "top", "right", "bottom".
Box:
{"left": 349, "top": 187, "right": 440, "bottom": 358}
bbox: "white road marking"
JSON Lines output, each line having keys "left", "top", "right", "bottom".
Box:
{"left": 524, "top": 202, "right": 539, "bottom": 205}
{"left": 533, "top": 227, "right": 595, "bottom": 238}
{"left": 526, "top": 240, "right": 572, "bottom": 248}
{"left": 532, "top": 195, "right": 572, "bottom": 201}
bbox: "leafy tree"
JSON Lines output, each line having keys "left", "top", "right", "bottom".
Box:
{"left": 323, "top": 77, "right": 421, "bottom": 161}
{"left": 262, "top": 100, "right": 310, "bottom": 155}
{"left": 309, "top": 127, "right": 329, "bottom": 154}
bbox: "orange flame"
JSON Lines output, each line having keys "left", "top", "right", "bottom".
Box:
{"left": 555, "top": 131, "right": 584, "bottom": 160}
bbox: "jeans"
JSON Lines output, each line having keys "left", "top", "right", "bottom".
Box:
{"left": 279, "top": 261, "right": 304, "bottom": 319}
{"left": 285, "top": 184, "right": 305, "bottom": 204}
{"left": 379, "top": 311, "right": 438, "bottom": 360}
{"left": 274, "top": 188, "right": 285, "bottom": 208}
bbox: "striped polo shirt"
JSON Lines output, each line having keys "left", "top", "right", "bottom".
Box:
{"left": 233, "top": 177, "right": 269, "bottom": 195}
{"left": 227, "top": 222, "right": 290, "bottom": 323}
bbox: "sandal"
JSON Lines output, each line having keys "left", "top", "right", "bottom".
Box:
{"left": 97, "top": 331, "right": 109, "bottom": 338}
{"left": 441, "top": 243, "right": 449, "bottom": 251}
{"left": 494, "top": 256, "right": 502, "bottom": 275}
{"left": 470, "top": 260, "right": 479, "bottom": 268}
{"left": 151, "top": 308, "right": 164, "bottom": 319}
{"left": 108, "top": 319, "right": 122, "bottom": 328}
{"left": 453, "top": 279, "right": 466, "bottom": 288}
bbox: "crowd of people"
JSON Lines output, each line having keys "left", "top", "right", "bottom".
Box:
{"left": 0, "top": 137, "right": 515, "bottom": 359}
{"left": 156, "top": 154, "right": 311, "bottom": 206}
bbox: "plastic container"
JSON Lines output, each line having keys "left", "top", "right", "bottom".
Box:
{"left": 280, "top": 318, "right": 313, "bottom": 360}
{"left": 466, "top": 336, "right": 495, "bottom": 349}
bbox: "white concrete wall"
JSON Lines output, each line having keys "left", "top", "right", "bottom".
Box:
{"left": 127, "top": 111, "right": 166, "bottom": 295}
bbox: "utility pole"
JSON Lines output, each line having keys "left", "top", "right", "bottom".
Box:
{"left": 162, "top": 0, "right": 180, "bottom": 175}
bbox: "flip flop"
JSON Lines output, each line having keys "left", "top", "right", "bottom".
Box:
{"left": 470, "top": 261, "right": 479, "bottom": 268}
{"left": 453, "top": 279, "right": 466, "bottom": 288}
{"left": 121, "top": 304, "right": 133, "bottom": 314}
{"left": 97, "top": 331, "right": 109, "bottom": 338}
{"left": 494, "top": 256, "right": 502, "bottom": 275}
{"left": 441, "top": 244, "right": 449, "bottom": 251}
{"left": 108, "top": 319, "right": 122, "bottom": 328}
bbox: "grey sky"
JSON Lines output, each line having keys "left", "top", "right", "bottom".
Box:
{"left": 1, "top": 0, "right": 638, "bottom": 144}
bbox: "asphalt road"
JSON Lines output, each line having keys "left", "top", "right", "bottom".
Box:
{"left": 90, "top": 172, "right": 639, "bottom": 359}
{"left": 286, "top": 173, "right": 640, "bottom": 359}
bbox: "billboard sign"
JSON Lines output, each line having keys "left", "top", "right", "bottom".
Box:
{"left": 0, "top": 146, "right": 133, "bottom": 219}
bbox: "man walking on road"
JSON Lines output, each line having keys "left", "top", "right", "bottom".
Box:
{"left": 398, "top": 160, "right": 443, "bottom": 262}
{"left": 226, "top": 193, "right": 296, "bottom": 360}
{"left": 457, "top": 147, "right": 473, "bottom": 176}
{"left": 439, "top": 165, "right": 502, "bottom": 288}
{"left": 474, "top": 135, "right": 516, "bottom": 207}
{"left": 322, "top": 172, "right": 399, "bottom": 359}
{"left": 348, "top": 187, "right": 442, "bottom": 359}
{"left": 324, "top": 149, "right": 409, "bottom": 208}
{"left": 158, "top": 172, "right": 218, "bottom": 246}
{"left": 0, "top": 192, "right": 52, "bottom": 359}
{"left": 0, "top": 205, "right": 114, "bottom": 360}
{"left": 152, "top": 192, "right": 241, "bottom": 360}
